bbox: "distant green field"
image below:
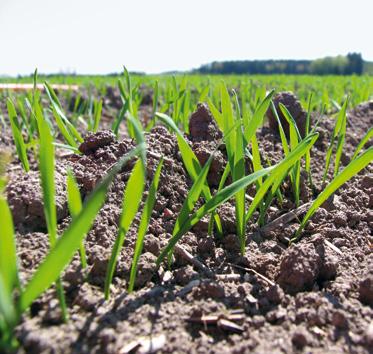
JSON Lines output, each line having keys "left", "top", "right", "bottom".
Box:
{"left": 1, "top": 74, "right": 373, "bottom": 111}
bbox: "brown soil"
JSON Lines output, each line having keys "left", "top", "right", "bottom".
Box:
{"left": 1, "top": 94, "right": 373, "bottom": 354}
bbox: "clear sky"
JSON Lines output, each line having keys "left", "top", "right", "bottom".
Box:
{"left": 0, "top": 0, "right": 372, "bottom": 75}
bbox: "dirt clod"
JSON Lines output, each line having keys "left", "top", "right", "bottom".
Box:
{"left": 277, "top": 242, "right": 322, "bottom": 294}
{"left": 188, "top": 103, "right": 222, "bottom": 142}
{"left": 79, "top": 130, "right": 116, "bottom": 154}
{"left": 359, "top": 273, "right": 373, "bottom": 306}
{"left": 266, "top": 91, "right": 307, "bottom": 137}
{"left": 292, "top": 327, "right": 311, "bottom": 349}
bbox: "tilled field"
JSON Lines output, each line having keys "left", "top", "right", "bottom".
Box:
{"left": 1, "top": 92, "right": 373, "bottom": 354}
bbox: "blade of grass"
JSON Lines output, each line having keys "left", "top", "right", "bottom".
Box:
{"left": 6, "top": 99, "right": 30, "bottom": 172}
{"left": 245, "top": 133, "right": 319, "bottom": 224}
{"left": 67, "top": 170, "right": 87, "bottom": 269}
{"left": 44, "top": 82, "right": 83, "bottom": 145}
{"left": 155, "top": 112, "right": 223, "bottom": 237}
{"left": 0, "top": 196, "right": 19, "bottom": 294}
{"left": 38, "top": 116, "right": 67, "bottom": 320}
{"left": 93, "top": 99, "right": 103, "bottom": 133}
{"left": 352, "top": 126, "right": 373, "bottom": 159}
{"left": 323, "top": 98, "right": 348, "bottom": 182}
{"left": 19, "top": 145, "right": 144, "bottom": 312}
{"left": 305, "top": 93, "right": 313, "bottom": 188}
{"left": 156, "top": 167, "right": 273, "bottom": 267}
{"left": 104, "top": 159, "right": 145, "bottom": 299}
{"left": 294, "top": 147, "right": 373, "bottom": 241}
{"left": 128, "top": 158, "right": 164, "bottom": 292}
{"left": 279, "top": 103, "right": 301, "bottom": 206}
{"left": 333, "top": 99, "right": 348, "bottom": 177}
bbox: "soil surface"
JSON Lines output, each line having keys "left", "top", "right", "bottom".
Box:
{"left": 1, "top": 93, "right": 373, "bottom": 354}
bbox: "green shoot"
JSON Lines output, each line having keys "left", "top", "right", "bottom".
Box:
{"left": 352, "top": 126, "right": 373, "bottom": 159}
{"left": 128, "top": 158, "right": 164, "bottom": 292}
{"left": 93, "top": 99, "right": 103, "bottom": 133}
{"left": 155, "top": 112, "right": 223, "bottom": 237}
{"left": 104, "top": 159, "right": 145, "bottom": 299}
{"left": 38, "top": 116, "right": 67, "bottom": 321}
{"left": 305, "top": 93, "right": 314, "bottom": 188}
{"left": 294, "top": 147, "right": 373, "bottom": 241}
{"left": 156, "top": 167, "right": 272, "bottom": 267}
{"left": 44, "top": 82, "right": 83, "bottom": 147}
{"left": 279, "top": 103, "right": 302, "bottom": 206}
{"left": 323, "top": 98, "right": 348, "bottom": 181}
{"left": 66, "top": 170, "right": 87, "bottom": 269}
{"left": 20, "top": 144, "right": 145, "bottom": 312}
{"left": 245, "top": 133, "right": 319, "bottom": 224}
{"left": 6, "top": 99, "right": 30, "bottom": 172}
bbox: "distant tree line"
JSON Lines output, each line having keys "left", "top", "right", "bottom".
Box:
{"left": 196, "top": 53, "right": 364, "bottom": 75}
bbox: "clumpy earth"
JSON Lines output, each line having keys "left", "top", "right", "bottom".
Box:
{"left": 1, "top": 92, "right": 373, "bottom": 354}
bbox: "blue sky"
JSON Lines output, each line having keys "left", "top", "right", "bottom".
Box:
{"left": 0, "top": 0, "right": 371, "bottom": 75}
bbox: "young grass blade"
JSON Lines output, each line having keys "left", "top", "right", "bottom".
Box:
{"left": 155, "top": 112, "right": 223, "bottom": 236}
{"left": 199, "top": 86, "right": 210, "bottom": 102}
{"left": 67, "top": 170, "right": 87, "bottom": 269}
{"left": 279, "top": 103, "right": 301, "bottom": 206}
{"left": 0, "top": 272, "right": 17, "bottom": 336}
{"left": 243, "top": 89, "right": 275, "bottom": 145}
{"left": 53, "top": 143, "right": 81, "bottom": 154}
{"left": 39, "top": 119, "right": 57, "bottom": 244}
{"left": 172, "top": 152, "right": 214, "bottom": 239}
{"left": 93, "top": 99, "right": 103, "bottom": 133}
{"left": 294, "top": 147, "right": 373, "bottom": 241}
{"left": 145, "top": 80, "right": 159, "bottom": 132}
{"left": 19, "top": 145, "right": 144, "bottom": 312}
{"left": 220, "top": 83, "right": 236, "bottom": 168}
{"left": 333, "top": 99, "right": 348, "bottom": 177}
{"left": 352, "top": 126, "right": 373, "bottom": 160}
{"left": 6, "top": 99, "right": 30, "bottom": 172}
{"left": 127, "top": 113, "right": 146, "bottom": 168}
{"left": 0, "top": 196, "right": 19, "bottom": 344}
{"left": 38, "top": 117, "right": 67, "bottom": 320}
{"left": 44, "top": 82, "right": 83, "bottom": 145}
{"left": 245, "top": 133, "right": 319, "bottom": 224}
{"left": 112, "top": 100, "right": 130, "bottom": 137}
{"left": 104, "top": 159, "right": 145, "bottom": 299}
{"left": 305, "top": 94, "right": 313, "bottom": 187}
{"left": 232, "top": 91, "right": 246, "bottom": 254}
{"left": 207, "top": 97, "right": 224, "bottom": 131}
{"left": 270, "top": 101, "right": 289, "bottom": 156}
{"left": 156, "top": 167, "right": 272, "bottom": 267}
{"left": 128, "top": 158, "right": 164, "bottom": 292}
{"left": 0, "top": 196, "right": 19, "bottom": 295}
{"left": 51, "top": 105, "right": 78, "bottom": 148}
{"left": 323, "top": 98, "right": 348, "bottom": 182}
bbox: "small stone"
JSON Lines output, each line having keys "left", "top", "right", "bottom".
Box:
{"left": 292, "top": 328, "right": 310, "bottom": 349}
{"left": 79, "top": 130, "right": 116, "bottom": 154}
{"left": 359, "top": 274, "right": 373, "bottom": 306}
{"left": 42, "top": 299, "right": 63, "bottom": 325}
{"left": 174, "top": 265, "right": 198, "bottom": 285}
{"left": 266, "top": 285, "right": 284, "bottom": 305}
{"left": 223, "top": 234, "right": 241, "bottom": 252}
{"left": 143, "top": 234, "right": 160, "bottom": 256}
{"left": 332, "top": 310, "right": 348, "bottom": 329}
{"left": 266, "top": 308, "right": 286, "bottom": 324}
{"left": 197, "top": 236, "right": 215, "bottom": 254}
{"left": 361, "top": 174, "right": 373, "bottom": 189}
{"left": 162, "top": 208, "right": 174, "bottom": 220}
{"left": 134, "top": 252, "right": 157, "bottom": 288}
{"left": 363, "top": 322, "right": 373, "bottom": 347}
{"left": 194, "top": 280, "right": 225, "bottom": 299}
